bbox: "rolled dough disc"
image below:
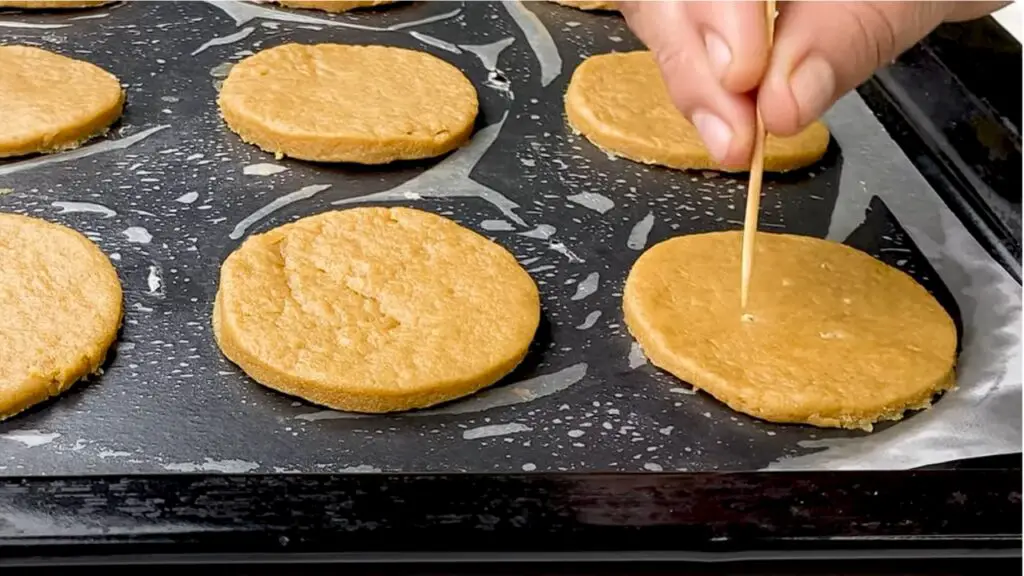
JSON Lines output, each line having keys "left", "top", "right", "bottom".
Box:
{"left": 566, "top": 51, "right": 830, "bottom": 172}
{"left": 213, "top": 207, "right": 540, "bottom": 413}
{"left": 0, "top": 213, "right": 123, "bottom": 421}
{"left": 276, "top": 0, "right": 396, "bottom": 12}
{"left": 0, "top": 46, "right": 124, "bottom": 158}
{"left": 549, "top": 1, "right": 618, "bottom": 11}
{"left": 217, "top": 43, "right": 478, "bottom": 164}
{"left": 0, "top": 1, "right": 111, "bottom": 8}
{"left": 623, "top": 231, "right": 957, "bottom": 431}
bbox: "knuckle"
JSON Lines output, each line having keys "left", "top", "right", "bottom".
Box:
{"left": 842, "top": 2, "right": 902, "bottom": 70}
{"left": 653, "top": 49, "right": 701, "bottom": 113}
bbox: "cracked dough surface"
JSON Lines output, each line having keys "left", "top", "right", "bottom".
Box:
{"left": 0, "top": 45, "right": 124, "bottom": 158}
{"left": 566, "top": 51, "right": 830, "bottom": 172}
{"left": 0, "top": 213, "right": 123, "bottom": 421}
{"left": 218, "top": 43, "right": 478, "bottom": 164}
{"left": 213, "top": 207, "right": 540, "bottom": 413}
{"left": 549, "top": 1, "right": 617, "bottom": 11}
{"left": 623, "top": 231, "right": 957, "bottom": 431}
{"left": 276, "top": 0, "right": 396, "bottom": 12}
{"left": 0, "top": 1, "right": 110, "bottom": 8}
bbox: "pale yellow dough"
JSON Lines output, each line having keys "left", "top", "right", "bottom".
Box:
{"left": 623, "top": 231, "right": 957, "bottom": 431}
{"left": 0, "top": 1, "right": 110, "bottom": 8}
{"left": 0, "top": 213, "right": 123, "bottom": 421}
{"left": 276, "top": 0, "right": 396, "bottom": 12}
{"left": 550, "top": 0, "right": 617, "bottom": 11}
{"left": 217, "top": 43, "right": 478, "bottom": 164}
{"left": 566, "top": 51, "right": 830, "bottom": 172}
{"left": 213, "top": 207, "right": 541, "bottom": 413}
{"left": 0, "top": 46, "right": 124, "bottom": 158}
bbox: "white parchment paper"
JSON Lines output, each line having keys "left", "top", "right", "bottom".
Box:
{"left": 768, "top": 94, "right": 1023, "bottom": 470}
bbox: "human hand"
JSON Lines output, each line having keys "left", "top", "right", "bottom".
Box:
{"left": 619, "top": 1, "right": 1008, "bottom": 169}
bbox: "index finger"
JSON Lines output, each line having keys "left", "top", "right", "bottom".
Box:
{"left": 686, "top": 0, "right": 770, "bottom": 93}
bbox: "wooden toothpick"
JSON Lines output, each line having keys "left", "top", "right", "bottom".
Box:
{"left": 740, "top": 0, "right": 777, "bottom": 311}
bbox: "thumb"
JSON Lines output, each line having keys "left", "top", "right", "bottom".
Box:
{"left": 758, "top": 1, "right": 949, "bottom": 136}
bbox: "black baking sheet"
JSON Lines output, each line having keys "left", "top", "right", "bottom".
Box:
{"left": 0, "top": 0, "right": 1008, "bottom": 474}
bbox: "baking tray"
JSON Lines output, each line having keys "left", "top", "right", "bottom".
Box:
{"left": 0, "top": 0, "right": 1019, "bottom": 477}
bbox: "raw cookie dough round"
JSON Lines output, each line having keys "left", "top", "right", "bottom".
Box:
{"left": 550, "top": 0, "right": 617, "bottom": 11}
{"left": 0, "top": 1, "right": 110, "bottom": 8}
{"left": 566, "top": 51, "right": 830, "bottom": 172}
{"left": 217, "top": 43, "right": 478, "bottom": 164}
{"left": 276, "top": 0, "right": 395, "bottom": 12}
{"left": 0, "top": 213, "right": 123, "bottom": 420}
{"left": 213, "top": 207, "right": 540, "bottom": 413}
{"left": 0, "top": 46, "right": 124, "bottom": 158}
{"left": 623, "top": 231, "right": 957, "bottom": 431}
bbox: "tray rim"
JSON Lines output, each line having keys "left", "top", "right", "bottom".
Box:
{"left": 855, "top": 16, "right": 1022, "bottom": 282}
{"left": 1, "top": 468, "right": 1021, "bottom": 560}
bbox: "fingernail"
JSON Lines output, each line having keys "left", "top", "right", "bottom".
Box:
{"left": 789, "top": 56, "right": 836, "bottom": 123}
{"left": 704, "top": 31, "right": 732, "bottom": 80}
{"left": 691, "top": 109, "right": 733, "bottom": 162}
